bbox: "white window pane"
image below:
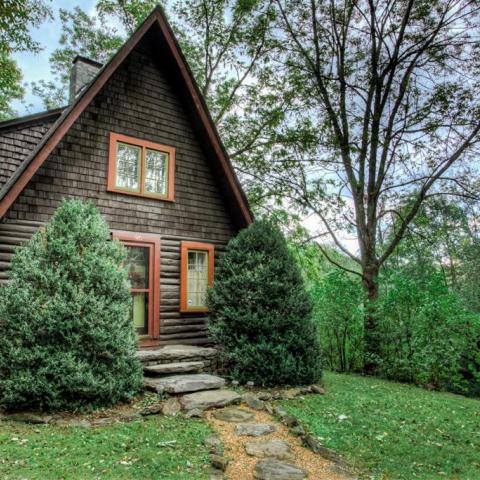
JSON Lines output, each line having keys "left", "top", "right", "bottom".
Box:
{"left": 187, "top": 250, "right": 209, "bottom": 308}
{"left": 116, "top": 142, "right": 141, "bottom": 191}
{"left": 145, "top": 149, "right": 168, "bottom": 196}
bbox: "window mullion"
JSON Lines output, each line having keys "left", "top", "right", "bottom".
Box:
{"left": 140, "top": 146, "right": 146, "bottom": 195}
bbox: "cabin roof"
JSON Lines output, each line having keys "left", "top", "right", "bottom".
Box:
{"left": 0, "top": 6, "right": 252, "bottom": 227}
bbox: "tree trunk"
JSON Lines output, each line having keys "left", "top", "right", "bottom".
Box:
{"left": 362, "top": 263, "right": 380, "bottom": 375}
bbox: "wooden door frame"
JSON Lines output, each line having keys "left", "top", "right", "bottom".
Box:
{"left": 112, "top": 231, "right": 160, "bottom": 347}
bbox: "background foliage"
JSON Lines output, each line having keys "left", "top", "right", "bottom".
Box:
{"left": 296, "top": 197, "right": 480, "bottom": 397}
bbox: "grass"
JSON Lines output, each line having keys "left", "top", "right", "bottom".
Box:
{"left": 0, "top": 415, "right": 212, "bottom": 479}
{"left": 1, "top": 375, "right": 478, "bottom": 479}
{"left": 280, "top": 372, "right": 480, "bottom": 480}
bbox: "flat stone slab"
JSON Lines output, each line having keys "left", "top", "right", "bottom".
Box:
{"left": 137, "top": 345, "right": 217, "bottom": 363}
{"left": 242, "top": 393, "right": 265, "bottom": 410}
{"left": 204, "top": 435, "right": 224, "bottom": 455}
{"left": 180, "top": 389, "right": 241, "bottom": 411}
{"left": 145, "top": 374, "right": 225, "bottom": 394}
{"left": 235, "top": 423, "right": 277, "bottom": 437}
{"left": 5, "top": 413, "right": 53, "bottom": 424}
{"left": 212, "top": 408, "right": 255, "bottom": 423}
{"left": 254, "top": 460, "right": 307, "bottom": 479}
{"left": 144, "top": 361, "right": 205, "bottom": 375}
{"left": 245, "top": 440, "right": 295, "bottom": 462}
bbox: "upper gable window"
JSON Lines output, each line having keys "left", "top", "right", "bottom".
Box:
{"left": 108, "top": 133, "right": 175, "bottom": 201}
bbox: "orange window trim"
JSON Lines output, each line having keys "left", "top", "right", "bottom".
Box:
{"left": 180, "top": 241, "right": 214, "bottom": 313}
{"left": 112, "top": 231, "right": 161, "bottom": 342}
{"left": 107, "top": 132, "right": 176, "bottom": 202}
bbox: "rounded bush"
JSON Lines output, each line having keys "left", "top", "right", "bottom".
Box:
{"left": 208, "top": 221, "right": 322, "bottom": 386}
{"left": 0, "top": 200, "right": 143, "bottom": 411}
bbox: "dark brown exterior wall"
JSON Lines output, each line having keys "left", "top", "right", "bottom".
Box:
{"left": 4, "top": 37, "right": 239, "bottom": 345}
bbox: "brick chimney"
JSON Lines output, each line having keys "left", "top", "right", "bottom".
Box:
{"left": 69, "top": 56, "right": 103, "bottom": 103}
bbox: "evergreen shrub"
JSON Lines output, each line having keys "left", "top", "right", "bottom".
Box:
{"left": 208, "top": 221, "right": 322, "bottom": 386}
{"left": 0, "top": 200, "right": 143, "bottom": 411}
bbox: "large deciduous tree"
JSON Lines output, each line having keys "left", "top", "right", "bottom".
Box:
{"left": 261, "top": 0, "right": 480, "bottom": 372}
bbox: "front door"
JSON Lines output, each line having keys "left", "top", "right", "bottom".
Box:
{"left": 112, "top": 232, "right": 160, "bottom": 343}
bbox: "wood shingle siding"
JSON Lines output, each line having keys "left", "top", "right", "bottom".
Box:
{"left": 0, "top": 8, "right": 252, "bottom": 346}
{"left": 0, "top": 117, "right": 60, "bottom": 190}
{"left": 6, "top": 39, "right": 237, "bottom": 241}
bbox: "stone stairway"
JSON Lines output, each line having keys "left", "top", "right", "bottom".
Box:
{"left": 137, "top": 345, "right": 240, "bottom": 410}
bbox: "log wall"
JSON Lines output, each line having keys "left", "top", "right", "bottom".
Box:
{"left": 0, "top": 222, "right": 227, "bottom": 345}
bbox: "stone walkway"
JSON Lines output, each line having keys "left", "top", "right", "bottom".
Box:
{"left": 206, "top": 405, "right": 356, "bottom": 480}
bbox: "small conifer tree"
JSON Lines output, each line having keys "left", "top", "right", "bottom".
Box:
{"left": 0, "top": 200, "right": 143, "bottom": 411}
{"left": 208, "top": 221, "right": 322, "bottom": 386}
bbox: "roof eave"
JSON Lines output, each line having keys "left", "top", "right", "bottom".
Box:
{"left": 0, "top": 107, "right": 66, "bottom": 131}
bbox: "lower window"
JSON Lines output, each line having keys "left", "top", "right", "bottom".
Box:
{"left": 180, "top": 241, "right": 214, "bottom": 313}
{"left": 112, "top": 232, "right": 160, "bottom": 339}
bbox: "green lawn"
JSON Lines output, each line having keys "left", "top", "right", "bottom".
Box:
{"left": 0, "top": 415, "right": 211, "bottom": 479}
{"left": 281, "top": 372, "right": 480, "bottom": 480}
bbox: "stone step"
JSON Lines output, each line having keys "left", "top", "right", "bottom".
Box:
{"left": 180, "top": 389, "right": 241, "bottom": 411}
{"left": 137, "top": 345, "right": 217, "bottom": 364}
{"left": 144, "top": 361, "right": 205, "bottom": 375}
{"left": 235, "top": 424, "right": 277, "bottom": 437}
{"left": 245, "top": 440, "right": 295, "bottom": 462}
{"left": 254, "top": 460, "right": 307, "bottom": 480}
{"left": 145, "top": 373, "right": 225, "bottom": 394}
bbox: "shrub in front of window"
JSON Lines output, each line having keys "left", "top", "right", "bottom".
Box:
{"left": 208, "top": 221, "right": 322, "bottom": 386}
{"left": 0, "top": 200, "right": 143, "bottom": 411}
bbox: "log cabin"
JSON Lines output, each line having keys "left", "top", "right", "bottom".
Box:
{"left": 0, "top": 7, "right": 252, "bottom": 350}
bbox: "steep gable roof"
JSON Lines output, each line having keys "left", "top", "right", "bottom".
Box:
{"left": 0, "top": 6, "right": 252, "bottom": 227}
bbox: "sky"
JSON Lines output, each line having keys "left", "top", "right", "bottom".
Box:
{"left": 11, "top": 0, "right": 98, "bottom": 114}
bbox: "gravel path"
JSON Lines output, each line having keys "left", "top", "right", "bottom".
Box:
{"left": 206, "top": 405, "right": 355, "bottom": 479}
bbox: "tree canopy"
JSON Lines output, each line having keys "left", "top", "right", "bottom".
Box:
{"left": 0, "top": 0, "right": 51, "bottom": 119}
{"left": 30, "top": 0, "right": 286, "bottom": 205}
